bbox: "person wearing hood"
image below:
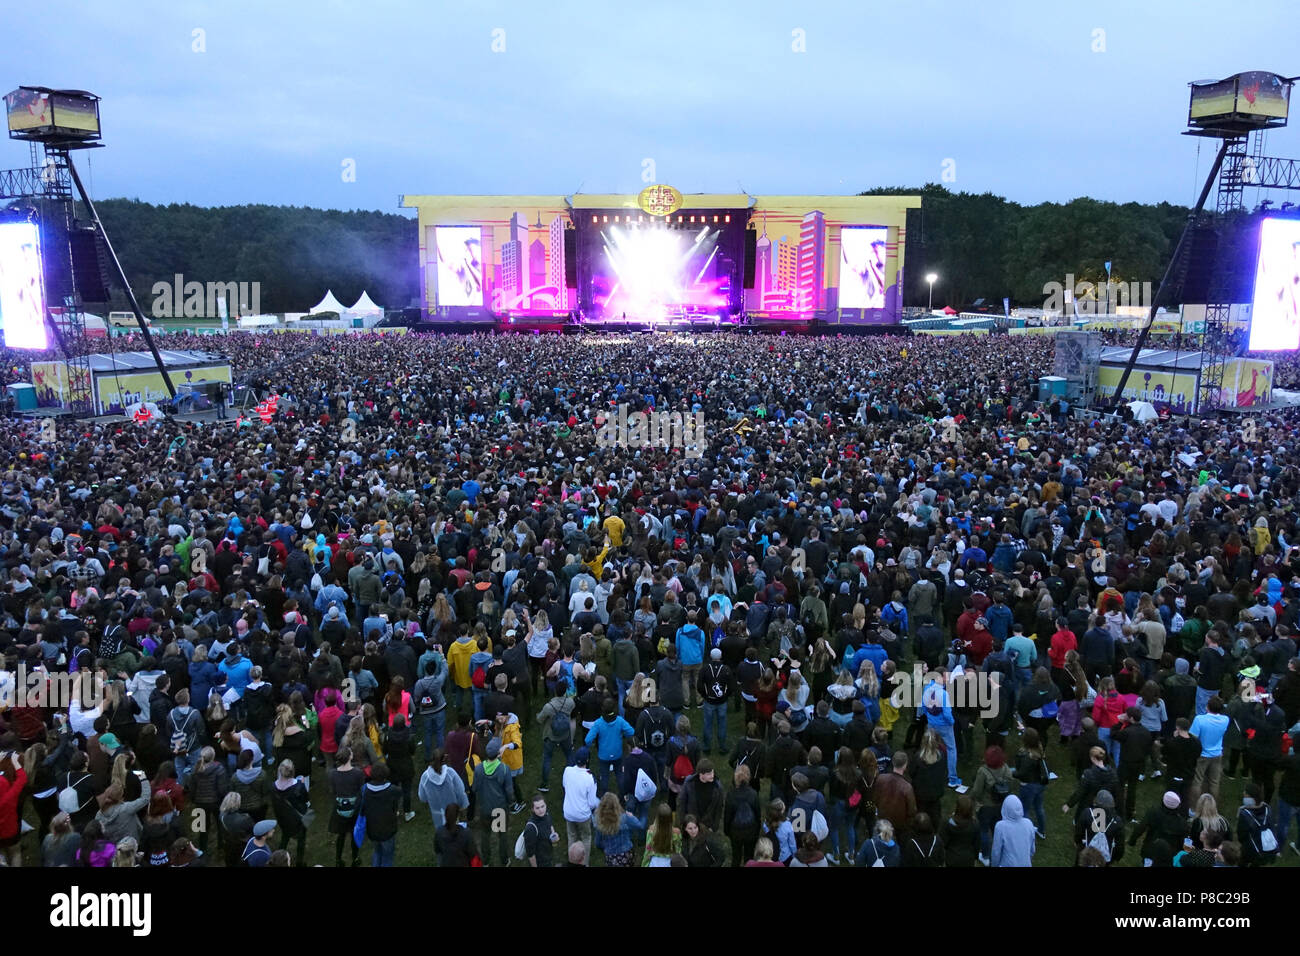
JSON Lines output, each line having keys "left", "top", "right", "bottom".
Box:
{"left": 219, "top": 643, "right": 253, "bottom": 699}
{"left": 418, "top": 749, "right": 469, "bottom": 828}
{"left": 126, "top": 657, "right": 167, "bottom": 726}
{"left": 360, "top": 762, "right": 402, "bottom": 867}
{"left": 1075, "top": 789, "right": 1125, "bottom": 865}
{"left": 472, "top": 739, "right": 514, "bottom": 866}
{"left": 990, "top": 794, "right": 1036, "bottom": 867}
{"left": 231, "top": 749, "right": 270, "bottom": 820}
{"left": 495, "top": 710, "right": 526, "bottom": 814}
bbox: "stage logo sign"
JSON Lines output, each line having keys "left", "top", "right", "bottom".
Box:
{"left": 637, "top": 184, "right": 683, "bottom": 217}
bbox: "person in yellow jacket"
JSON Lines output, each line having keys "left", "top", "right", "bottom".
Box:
{"left": 495, "top": 711, "right": 526, "bottom": 813}
{"left": 446, "top": 633, "right": 477, "bottom": 717}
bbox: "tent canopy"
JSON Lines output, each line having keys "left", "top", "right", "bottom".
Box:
{"left": 348, "top": 291, "right": 383, "bottom": 315}
{"left": 1126, "top": 400, "right": 1158, "bottom": 422}
{"left": 309, "top": 290, "right": 349, "bottom": 315}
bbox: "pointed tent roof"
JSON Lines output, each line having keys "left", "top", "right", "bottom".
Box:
{"left": 310, "top": 290, "right": 348, "bottom": 315}
{"left": 348, "top": 291, "right": 383, "bottom": 315}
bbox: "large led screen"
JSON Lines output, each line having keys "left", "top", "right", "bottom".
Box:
{"left": 0, "top": 221, "right": 49, "bottom": 350}
{"left": 1248, "top": 217, "right": 1300, "bottom": 351}
{"left": 838, "top": 226, "right": 889, "bottom": 309}
{"left": 434, "top": 226, "right": 484, "bottom": 307}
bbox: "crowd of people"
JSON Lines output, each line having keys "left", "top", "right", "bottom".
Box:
{"left": 1, "top": 328, "right": 1298, "bottom": 868}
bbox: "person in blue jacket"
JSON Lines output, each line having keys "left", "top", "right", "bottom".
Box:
{"left": 676, "top": 611, "right": 707, "bottom": 709}
{"left": 585, "top": 700, "right": 635, "bottom": 796}
{"left": 923, "top": 669, "right": 962, "bottom": 788}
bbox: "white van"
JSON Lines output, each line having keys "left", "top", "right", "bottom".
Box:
{"left": 108, "top": 311, "right": 151, "bottom": 327}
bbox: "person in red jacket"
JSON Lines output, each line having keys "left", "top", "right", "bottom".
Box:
{"left": 0, "top": 763, "right": 29, "bottom": 867}
{"left": 1049, "top": 618, "right": 1078, "bottom": 673}
{"left": 962, "top": 617, "right": 993, "bottom": 667}
{"left": 1092, "top": 676, "right": 1125, "bottom": 766}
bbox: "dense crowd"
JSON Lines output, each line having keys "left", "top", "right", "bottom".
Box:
{"left": 1, "top": 328, "right": 1298, "bottom": 869}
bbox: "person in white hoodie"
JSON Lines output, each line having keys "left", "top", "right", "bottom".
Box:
{"left": 561, "top": 746, "right": 599, "bottom": 856}
{"left": 417, "top": 749, "right": 469, "bottom": 828}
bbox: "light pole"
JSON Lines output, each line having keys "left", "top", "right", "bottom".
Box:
{"left": 926, "top": 273, "right": 938, "bottom": 312}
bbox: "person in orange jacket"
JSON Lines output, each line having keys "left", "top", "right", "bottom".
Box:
{"left": 495, "top": 711, "right": 525, "bottom": 813}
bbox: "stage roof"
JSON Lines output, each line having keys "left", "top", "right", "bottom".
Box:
{"left": 1099, "top": 347, "right": 1203, "bottom": 370}
{"left": 84, "top": 350, "right": 228, "bottom": 373}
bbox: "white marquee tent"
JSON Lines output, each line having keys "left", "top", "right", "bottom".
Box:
{"left": 348, "top": 291, "right": 383, "bottom": 317}
{"left": 309, "top": 290, "right": 349, "bottom": 316}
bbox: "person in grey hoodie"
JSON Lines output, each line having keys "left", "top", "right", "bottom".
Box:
{"left": 991, "top": 793, "right": 1036, "bottom": 867}
{"left": 412, "top": 657, "right": 449, "bottom": 759}
{"left": 94, "top": 779, "right": 153, "bottom": 844}
{"left": 472, "top": 740, "right": 514, "bottom": 866}
{"left": 417, "top": 749, "right": 469, "bottom": 828}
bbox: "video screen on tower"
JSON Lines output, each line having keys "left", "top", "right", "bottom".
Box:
{"left": 434, "top": 226, "right": 484, "bottom": 307}
{"left": 1248, "top": 217, "right": 1300, "bottom": 351}
{"left": 0, "top": 221, "right": 49, "bottom": 350}
{"left": 838, "top": 226, "right": 889, "bottom": 309}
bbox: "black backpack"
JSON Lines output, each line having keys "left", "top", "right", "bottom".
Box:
{"left": 731, "top": 793, "right": 757, "bottom": 835}
{"left": 644, "top": 711, "right": 669, "bottom": 750}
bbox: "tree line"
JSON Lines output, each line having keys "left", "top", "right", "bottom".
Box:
{"left": 862, "top": 184, "right": 1191, "bottom": 309}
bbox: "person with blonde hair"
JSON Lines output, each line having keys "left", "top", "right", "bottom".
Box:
{"left": 744, "top": 836, "right": 783, "bottom": 867}
{"left": 111, "top": 837, "right": 139, "bottom": 868}
{"left": 593, "top": 791, "right": 641, "bottom": 866}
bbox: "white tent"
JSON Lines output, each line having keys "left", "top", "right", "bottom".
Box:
{"left": 1126, "top": 400, "right": 1158, "bottom": 423}
{"left": 309, "top": 290, "right": 349, "bottom": 316}
{"left": 348, "top": 291, "right": 383, "bottom": 316}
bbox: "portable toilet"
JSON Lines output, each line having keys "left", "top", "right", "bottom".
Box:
{"left": 1038, "top": 376, "right": 1067, "bottom": 403}
{"left": 7, "top": 383, "right": 37, "bottom": 410}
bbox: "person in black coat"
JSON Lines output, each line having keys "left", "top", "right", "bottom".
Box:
{"left": 270, "top": 760, "right": 313, "bottom": 867}
{"left": 900, "top": 812, "right": 944, "bottom": 867}
{"left": 435, "top": 802, "right": 479, "bottom": 866}
{"left": 360, "top": 763, "right": 403, "bottom": 866}
{"left": 384, "top": 715, "right": 417, "bottom": 818}
{"left": 1246, "top": 695, "right": 1288, "bottom": 804}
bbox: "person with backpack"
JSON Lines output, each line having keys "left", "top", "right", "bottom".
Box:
{"left": 665, "top": 715, "right": 702, "bottom": 810}
{"left": 412, "top": 656, "right": 449, "bottom": 760}
{"left": 698, "top": 647, "right": 734, "bottom": 755}
{"left": 537, "top": 686, "right": 577, "bottom": 794}
{"left": 521, "top": 792, "right": 561, "bottom": 867}
{"left": 723, "top": 763, "right": 762, "bottom": 867}
{"left": 165, "top": 689, "right": 205, "bottom": 788}
{"left": 467, "top": 637, "right": 494, "bottom": 722}
{"left": 1012, "top": 728, "right": 1051, "bottom": 839}
{"left": 1075, "top": 788, "right": 1125, "bottom": 865}
{"left": 653, "top": 644, "right": 686, "bottom": 721}
{"left": 635, "top": 690, "right": 674, "bottom": 790}
{"left": 1236, "top": 781, "right": 1280, "bottom": 866}
{"left": 972, "top": 746, "right": 1015, "bottom": 865}
{"left": 922, "top": 668, "right": 962, "bottom": 788}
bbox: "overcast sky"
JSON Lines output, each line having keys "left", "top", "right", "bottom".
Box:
{"left": 4, "top": 0, "right": 1298, "bottom": 214}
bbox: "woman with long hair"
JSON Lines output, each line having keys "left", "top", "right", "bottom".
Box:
{"left": 385, "top": 676, "right": 412, "bottom": 728}
{"left": 1189, "top": 792, "right": 1229, "bottom": 847}
{"left": 1057, "top": 650, "right": 1091, "bottom": 742}
{"left": 1092, "top": 675, "right": 1124, "bottom": 765}
{"left": 1012, "top": 727, "right": 1050, "bottom": 839}
{"left": 218, "top": 792, "right": 254, "bottom": 868}
{"left": 525, "top": 609, "right": 553, "bottom": 695}
{"left": 641, "top": 801, "right": 681, "bottom": 867}
{"left": 683, "top": 814, "right": 729, "bottom": 867}
{"left": 189, "top": 746, "right": 227, "bottom": 855}
{"left": 272, "top": 702, "right": 313, "bottom": 783}
{"left": 593, "top": 791, "right": 641, "bottom": 867}
{"left": 623, "top": 673, "right": 650, "bottom": 728}
{"left": 828, "top": 745, "right": 868, "bottom": 866}
{"left": 826, "top": 670, "right": 857, "bottom": 728}
{"left": 342, "top": 716, "right": 378, "bottom": 774}
{"left": 270, "top": 758, "right": 312, "bottom": 867}
{"left": 912, "top": 729, "right": 949, "bottom": 829}
{"left": 971, "top": 745, "right": 1015, "bottom": 865}
{"left": 41, "top": 812, "right": 81, "bottom": 867}
{"left": 855, "top": 659, "right": 882, "bottom": 724}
